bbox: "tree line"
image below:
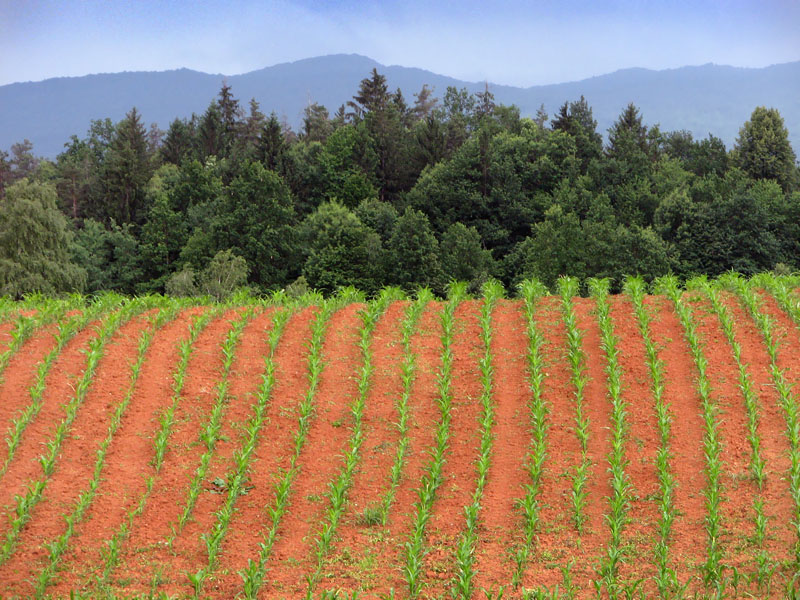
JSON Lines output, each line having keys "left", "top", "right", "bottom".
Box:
{"left": 1, "top": 68, "right": 798, "bottom": 298}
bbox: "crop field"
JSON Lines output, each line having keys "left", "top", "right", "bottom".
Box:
{"left": 2, "top": 274, "right": 800, "bottom": 599}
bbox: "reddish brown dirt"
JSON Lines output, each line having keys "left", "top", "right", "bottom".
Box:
{"left": 1, "top": 295, "right": 799, "bottom": 597}
{"left": 0, "top": 312, "right": 155, "bottom": 596}
{"left": 751, "top": 290, "right": 800, "bottom": 584}
{"left": 258, "top": 304, "right": 364, "bottom": 598}
{"left": 365, "top": 301, "right": 443, "bottom": 596}
{"left": 104, "top": 308, "right": 244, "bottom": 594}
{"left": 608, "top": 295, "right": 660, "bottom": 590}
{"left": 419, "top": 300, "right": 484, "bottom": 599}
{"left": 686, "top": 292, "right": 764, "bottom": 578}
{"left": 0, "top": 317, "right": 104, "bottom": 517}
{"left": 0, "top": 322, "right": 60, "bottom": 462}
{"left": 568, "top": 297, "right": 614, "bottom": 590}
{"left": 208, "top": 307, "right": 317, "bottom": 598}
{"left": 48, "top": 307, "right": 206, "bottom": 597}
{"left": 645, "top": 294, "right": 708, "bottom": 592}
{"left": 145, "top": 310, "right": 277, "bottom": 598}
{"left": 310, "top": 300, "right": 406, "bottom": 593}
{"left": 720, "top": 292, "right": 796, "bottom": 583}
{"left": 0, "top": 321, "right": 17, "bottom": 354}
{"left": 472, "top": 299, "right": 534, "bottom": 591}
{"left": 521, "top": 296, "right": 581, "bottom": 591}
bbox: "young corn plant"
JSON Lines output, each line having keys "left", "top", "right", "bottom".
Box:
{"left": 378, "top": 288, "right": 430, "bottom": 524}
{"left": 511, "top": 278, "right": 549, "bottom": 587}
{"left": 450, "top": 280, "right": 504, "bottom": 599}
{"left": 557, "top": 276, "right": 591, "bottom": 534}
{"left": 695, "top": 277, "right": 772, "bottom": 581}
{"left": 168, "top": 307, "right": 257, "bottom": 544}
{"left": 0, "top": 296, "right": 116, "bottom": 478}
{"left": 655, "top": 276, "right": 725, "bottom": 590}
{"left": 589, "top": 277, "right": 632, "bottom": 599}
{"left": 623, "top": 276, "right": 678, "bottom": 598}
{"left": 32, "top": 300, "right": 183, "bottom": 598}
{"left": 0, "top": 296, "right": 147, "bottom": 566}
{"left": 187, "top": 307, "right": 293, "bottom": 597}
{"left": 403, "top": 281, "right": 466, "bottom": 599}
{"left": 96, "top": 307, "right": 220, "bottom": 589}
{"left": 304, "top": 287, "right": 401, "bottom": 598}
{"left": 238, "top": 290, "right": 351, "bottom": 599}
{"left": 0, "top": 298, "right": 63, "bottom": 384}
{"left": 723, "top": 272, "right": 800, "bottom": 572}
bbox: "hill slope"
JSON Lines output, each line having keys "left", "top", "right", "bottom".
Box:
{"left": 0, "top": 276, "right": 799, "bottom": 597}
{"left": 1, "top": 54, "right": 799, "bottom": 158}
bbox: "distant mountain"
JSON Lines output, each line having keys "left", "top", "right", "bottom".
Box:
{"left": 1, "top": 54, "right": 799, "bottom": 158}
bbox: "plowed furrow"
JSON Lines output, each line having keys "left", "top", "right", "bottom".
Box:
{"left": 209, "top": 307, "right": 316, "bottom": 598}
{"left": 0, "top": 323, "right": 60, "bottom": 463}
{"left": 107, "top": 309, "right": 242, "bottom": 594}
{"left": 721, "top": 292, "right": 795, "bottom": 580}
{"left": 46, "top": 307, "right": 205, "bottom": 597}
{"left": 369, "top": 302, "right": 443, "bottom": 595}
{"left": 522, "top": 296, "right": 579, "bottom": 591}
{"left": 260, "top": 304, "right": 363, "bottom": 598}
{"left": 0, "top": 312, "right": 153, "bottom": 595}
{"left": 0, "top": 320, "right": 102, "bottom": 509}
{"left": 315, "top": 300, "right": 406, "bottom": 593}
{"left": 472, "top": 299, "right": 530, "bottom": 591}
{"left": 145, "top": 310, "right": 276, "bottom": 598}
{"left": 571, "top": 296, "right": 614, "bottom": 590}
{"left": 609, "top": 295, "right": 660, "bottom": 590}
{"left": 645, "top": 295, "right": 707, "bottom": 590}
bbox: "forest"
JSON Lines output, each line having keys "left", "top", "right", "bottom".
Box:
{"left": 1, "top": 68, "right": 798, "bottom": 298}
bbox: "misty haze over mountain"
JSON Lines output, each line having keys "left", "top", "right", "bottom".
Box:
{"left": 2, "top": 54, "right": 798, "bottom": 158}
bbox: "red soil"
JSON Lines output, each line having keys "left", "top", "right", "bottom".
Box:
{"left": 0, "top": 321, "right": 17, "bottom": 355}
{"left": 259, "top": 304, "right": 364, "bottom": 598}
{"left": 645, "top": 294, "right": 708, "bottom": 592}
{"left": 311, "top": 300, "right": 406, "bottom": 593}
{"left": 367, "top": 301, "right": 444, "bottom": 596}
{"left": 106, "top": 308, "right": 245, "bottom": 594}
{"left": 0, "top": 294, "right": 796, "bottom": 598}
{"left": 0, "top": 312, "right": 155, "bottom": 596}
{"left": 420, "top": 299, "right": 485, "bottom": 599}
{"left": 472, "top": 299, "right": 535, "bottom": 591}
{"left": 0, "top": 322, "right": 61, "bottom": 465}
{"left": 0, "top": 318, "right": 104, "bottom": 520}
{"left": 49, "top": 307, "right": 207, "bottom": 597}
{"left": 608, "top": 295, "right": 661, "bottom": 589}
{"left": 209, "top": 306, "right": 317, "bottom": 598}
{"left": 151, "top": 309, "right": 278, "bottom": 598}
{"left": 522, "top": 296, "right": 581, "bottom": 591}
{"left": 721, "top": 292, "right": 796, "bottom": 579}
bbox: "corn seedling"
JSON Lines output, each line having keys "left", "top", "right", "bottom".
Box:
{"left": 402, "top": 281, "right": 466, "bottom": 598}
{"left": 655, "top": 276, "right": 725, "bottom": 590}
{"left": 624, "top": 276, "right": 678, "bottom": 598}
{"left": 378, "top": 288, "right": 431, "bottom": 524}
{"left": 511, "top": 278, "right": 549, "bottom": 586}
{"left": 450, "top": 279, "right": 503, "bottom": 599}
{"left": 557, "top": 276, "right": 591, "bottom": 535}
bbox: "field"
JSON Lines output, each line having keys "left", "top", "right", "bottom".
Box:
{"left": 1, "top": 274, "right": 800, "bottom": 599}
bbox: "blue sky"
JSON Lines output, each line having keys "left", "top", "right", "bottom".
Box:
{"left": 1, "top": 0, "right": 798, "bottom": 87}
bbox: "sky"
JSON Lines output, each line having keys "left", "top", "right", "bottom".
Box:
{"left": 1, "top": 0, "right": 799, "bottom": 87}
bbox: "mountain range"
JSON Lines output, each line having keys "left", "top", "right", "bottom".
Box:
{"left": 1, "top": 54, "right": 798, "bottom": 158}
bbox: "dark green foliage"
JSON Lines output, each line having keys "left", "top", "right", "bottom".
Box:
{"left": 439, "top": 222, "right": 495, "bottom": 292}
{"left": 209, "top": 160, "right": 297, "bottom": 290}
{"left": 301, "top": 201, "right": 384, "bottom": 294}
{"left": 72, "top": 218, "right": 142, "bottom": 294}
{"left": 387, "top": 207, "right": 443, "bottom": 292}
{"left": 0, "top": 180, "right": 85, "bottom": 296}
{"left": 735, "top": 106, "right": 797, "bottom": 191}
{"left": 7, "top": 72, "right": 797, "bottom": 296}
{"left": 97, "top": 107, "right": 154, "bottom": 226}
